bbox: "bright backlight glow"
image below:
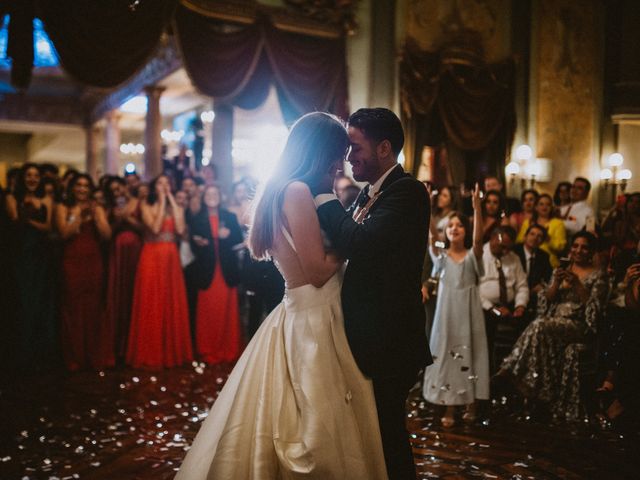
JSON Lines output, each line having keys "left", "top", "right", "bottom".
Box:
{"left": 120, "top": 96, "right": 148, "bottom": 115}
{"left": 232, "top": 124, "right": 289, "bottom": 183}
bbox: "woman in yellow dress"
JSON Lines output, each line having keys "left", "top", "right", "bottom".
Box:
{"left": 517, "top": 193, "right": 567, "bottom": 268}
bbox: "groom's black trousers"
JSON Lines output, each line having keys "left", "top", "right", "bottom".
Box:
{"left": 372, "top": 371, "right": 419, "bottom": 480}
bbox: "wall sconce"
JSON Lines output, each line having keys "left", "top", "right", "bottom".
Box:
{"left": 616, "top": 168, "right": 632, "bottom": 192}
{"left": 509, "top": 144, "right": 533, "bottom": 190}
{"left": 524, "top": 159, "right": 543, "bottom": 188}
{"left": 515, "top": 144, "right": 533, "bottom": 162}
{"left": 505, "top": 161, "right": 520, "bottom": 185}
{"left": 599, "top": 167, "right": 613, "bottom": 188}
{"left": 600, "top": 153, "right": 632, "bottom": 202}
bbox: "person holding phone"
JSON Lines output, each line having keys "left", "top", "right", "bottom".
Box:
{"left": 595, "top": 250, "right": 640, "bottom": 425}
{"left": 496, "top": 231, "right": 608, "bottom": 421}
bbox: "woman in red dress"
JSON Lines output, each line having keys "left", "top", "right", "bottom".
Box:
{"left": 104, "top": 176, "right": 143, "bottom": 361}
{"left": 126, "top": 174, "right": 193, "bottom": 368}
{"left": 188, "top": 184, "right": 244, "bottom": 363}
{"left": 57, "top": 173, "right": 113, "bottom": 371}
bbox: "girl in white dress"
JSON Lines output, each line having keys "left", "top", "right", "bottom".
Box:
{"left": 422, "top": 184, "right": 489, "bottom": 428}
{"left": 175, "top": 112, "right": 388, "bottom": 479}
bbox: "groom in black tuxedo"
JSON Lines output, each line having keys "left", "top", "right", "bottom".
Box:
{"left": 315, "top": 108, "right": 431, "bottom": 479}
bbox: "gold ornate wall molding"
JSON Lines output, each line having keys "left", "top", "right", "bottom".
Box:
{"left": 180, "top": 0, "right": 357, "bottom": 38}
{"left": 405, "top": 0, "right": 510, "bottom": 63}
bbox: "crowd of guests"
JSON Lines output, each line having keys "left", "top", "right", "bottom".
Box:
{"left": 422, "top": 175, "right": 640, "bottom": 428}
{"left": 2, "top": 162, "right": 639, "bottom": 430}
{"left": 0, "top": 161, "right": 284, "bottom": 375}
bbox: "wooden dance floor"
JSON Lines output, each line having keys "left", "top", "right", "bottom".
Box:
{"left": 0, "top": 365, "right": 637, "bottom": 479}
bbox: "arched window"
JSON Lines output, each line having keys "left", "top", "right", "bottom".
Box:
{"left": 0, "top": 15, "right": 60, "bottom": 69}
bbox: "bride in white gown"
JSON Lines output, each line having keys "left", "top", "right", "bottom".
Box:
{"left": 175, "top": 112, "right": 388, "bottom": 480}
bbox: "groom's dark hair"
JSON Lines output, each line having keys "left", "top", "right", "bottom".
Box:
{"left": 348, "top": 108, "right": 404, "bottom": 156}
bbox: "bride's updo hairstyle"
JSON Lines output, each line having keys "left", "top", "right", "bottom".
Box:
{"left": 248, "top": 112, "right": 349, "bottom": 260}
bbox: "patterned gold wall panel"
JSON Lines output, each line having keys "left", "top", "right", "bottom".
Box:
{"left": 534, "top": 0, "right": 602, "bottom": 184}
{"left": 405, "top": 0, "right": 511, "bottom": 62}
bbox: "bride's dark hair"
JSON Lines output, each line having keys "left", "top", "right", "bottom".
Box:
{"left": 248, "top": 112, "right": 349, "bottom": 260}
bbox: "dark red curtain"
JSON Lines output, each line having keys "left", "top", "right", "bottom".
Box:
{"left": 174, "top": 6, "right": 271, "bottom": 110}
{"left": 174, "top": 3, "right": 348, "bottom": 123}
{"left": 36, "top": 0, "right": 177, "bottom": 88}
{"left": 400, "top": 38, "right": 516, "bottom": 177}
{"left": 5, "top": 0, "right": 35, "bottom": 89}
{"left": 4, "top": 0, "right": 348, "bottom": 124}
{"left": 263, "top": 21, "right": 347, "bottom": 124}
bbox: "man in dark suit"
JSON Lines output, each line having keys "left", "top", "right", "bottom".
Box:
{"left": 315, "top": 108, "right": 430, "bottom": 480}
{"left": 513, "top": 223, "right": 553, "bottom": 318}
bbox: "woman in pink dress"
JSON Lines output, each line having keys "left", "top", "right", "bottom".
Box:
{"left": 188, "top": 184, "right": 244, "bottom": 364}
{"left": 126, "top": 174, "right": 193, "bottom": 368}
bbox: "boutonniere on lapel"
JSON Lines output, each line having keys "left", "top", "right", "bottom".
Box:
{"left": 353, "top": 192, "right": 381, "bottom": 224}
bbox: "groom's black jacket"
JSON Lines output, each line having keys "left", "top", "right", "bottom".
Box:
{"left": 317, "top": 165, "right": 432, "bottom": 379}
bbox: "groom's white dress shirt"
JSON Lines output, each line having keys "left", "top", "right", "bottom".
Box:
{"left": 314, "top": 164, "right": 398, "bottom": 208}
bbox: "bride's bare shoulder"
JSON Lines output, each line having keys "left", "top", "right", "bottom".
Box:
{"left": 283, "top": 181, "right": 312, "bottom": 199}
{"left": 282, "top": 182, "right": 315, "bottom": 212}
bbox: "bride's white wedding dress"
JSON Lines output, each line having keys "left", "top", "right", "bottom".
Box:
{"left": 175, "top": 229, "right": 387, "bottom": 480}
